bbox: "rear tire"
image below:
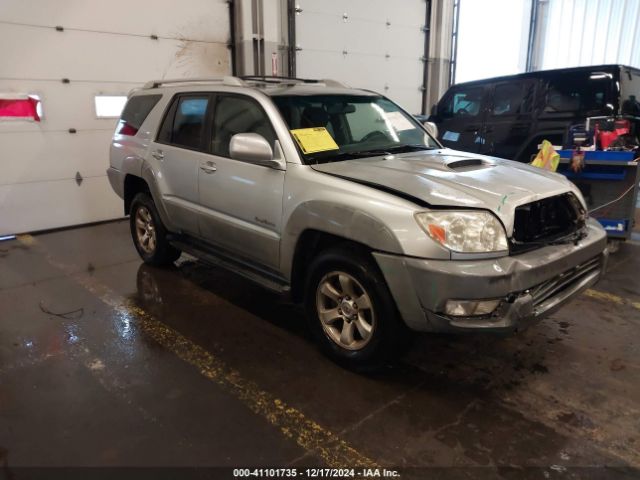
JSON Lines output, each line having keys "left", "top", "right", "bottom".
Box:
{"left": 129, "top": 192, "right": 181, "bottom": 266}
{"left": 304, "top": 246, "right": 409, "bottom": 370}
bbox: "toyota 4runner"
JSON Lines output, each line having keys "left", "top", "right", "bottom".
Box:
{"left": 108, "top": 76, "right": 608, "bottom": 368}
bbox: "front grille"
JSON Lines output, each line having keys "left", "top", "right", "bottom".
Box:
{"left": 511, "top": 193, "right": 586, "bottom": 254}
{"left": 529, "top": 256, "right": 601, "bottom": 309}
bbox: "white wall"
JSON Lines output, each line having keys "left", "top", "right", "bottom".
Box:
{"left": 0, "top": 0, "right": 231, "bottom": 235}
{"left": 533, "top": 0, "right": 640, "bottom": 71}
{"left": 294, "top": 0, "right": 429, "bottom": 113}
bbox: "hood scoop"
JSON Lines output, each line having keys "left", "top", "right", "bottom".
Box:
{"left": 446, "top": 158, "right": 493, "bottom": 171}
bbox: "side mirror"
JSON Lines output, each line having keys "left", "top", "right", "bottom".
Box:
{"left": 229, "top": 133, "right": 282, "bottom": 168}
{"left": 423, "top": 121, "right": 439, "bottom": 139}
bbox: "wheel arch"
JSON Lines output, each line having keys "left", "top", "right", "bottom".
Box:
{"left": 288, "top": 229, "right": 397, "bottom": 303}
{"left": 124, "top": 162, "right": 178, "bottom": 232}
{"left": 123, "top": 174, "right": 150, "bottom": 215}
{"left": 283, "top": 200, "right": 406, "bottom": 302}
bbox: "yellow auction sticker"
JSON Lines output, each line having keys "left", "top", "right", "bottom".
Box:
{"left": 290, "top": 127, "right": 339, "bottom": 154}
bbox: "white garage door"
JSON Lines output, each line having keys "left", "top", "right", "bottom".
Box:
{"left": 294, "top": 0, "right": 427, "bottom": 114}
{"left": 0, "top": 0, "right": 230, "bottom": 236}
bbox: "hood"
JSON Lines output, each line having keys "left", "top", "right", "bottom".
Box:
{"left": 311, "top": 149, "right": 583, "bottom": 235}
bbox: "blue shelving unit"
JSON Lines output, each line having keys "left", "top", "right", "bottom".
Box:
{"left": 557, "top": 150, "right": 639, "bottom": 240}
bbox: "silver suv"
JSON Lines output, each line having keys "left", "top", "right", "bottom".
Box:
{"left": 108, "top": 76, "right": 608, "bottom": 368}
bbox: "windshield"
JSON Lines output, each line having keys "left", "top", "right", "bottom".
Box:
{"left": 272, "top": 94, "right": 439, "bottom": 164}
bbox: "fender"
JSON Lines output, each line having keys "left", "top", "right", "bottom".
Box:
{"left": 280, "top": 199, "right": 405, "bottom": 281}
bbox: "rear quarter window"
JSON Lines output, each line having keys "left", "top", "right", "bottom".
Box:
{"left": 116, "top": 94, "right": 162, "bottom": 136}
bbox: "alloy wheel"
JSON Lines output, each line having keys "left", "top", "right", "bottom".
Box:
{"left": 316, "top": 271, "right": 375, "bottom": 351}
{"left": 135, "top": 206, "right": 157, "bottom": 254}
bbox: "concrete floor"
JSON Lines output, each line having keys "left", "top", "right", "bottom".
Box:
{"left": 1, "top": 220, "right": 639, "bottom": 478}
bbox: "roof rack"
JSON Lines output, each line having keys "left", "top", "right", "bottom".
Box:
{"left": 142, "top": 76, "right": 246, "bottom": 89}
{"left": 241, "top": 75, "right": 305, "bottom": 83}
{"left": 141, "top": 76, "right": 348, "bottom": 90}
{"left": 240, "top": 76, "right": 347, "bottom": 88}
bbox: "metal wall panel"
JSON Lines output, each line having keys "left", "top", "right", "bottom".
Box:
{"left": 0, "top": 0, "right": 230, "bottom": 235}
{"left": 535, "top": 0, "right": 640, "bottom": 70}
{"left": 294, "top": 0, "right": 427, "bottom": 113}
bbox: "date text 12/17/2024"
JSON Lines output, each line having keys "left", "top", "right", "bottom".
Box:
{"left": 233, "top": 468, "right": 401, "bottom": 478}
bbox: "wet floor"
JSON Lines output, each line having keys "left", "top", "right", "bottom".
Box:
{"left": 1, "top": 220, "right": 639, "bottom": 479}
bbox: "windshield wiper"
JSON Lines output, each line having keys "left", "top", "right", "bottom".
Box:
{"left": 308, "top": 144, "right": 436, "bottom": 164}
{"left": 385, "top": 144, "right": 437, "bottom": 153}
{"left": 309, "top": 150, "right": 391, "bottom": 164}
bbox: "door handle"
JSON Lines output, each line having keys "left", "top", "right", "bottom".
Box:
{"left": 151, "top": 150, "right": 164, "bottom": 160}
{"left": 200, "top": 161, "right": 217, "bottom": 174}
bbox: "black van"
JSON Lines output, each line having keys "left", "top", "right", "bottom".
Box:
{"left": 428, "top": 64, "right": 640, "bottom": 162}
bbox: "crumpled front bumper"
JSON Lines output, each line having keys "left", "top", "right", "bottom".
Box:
{"left": 374, "top": 218, "right": 608, "bottom": 333}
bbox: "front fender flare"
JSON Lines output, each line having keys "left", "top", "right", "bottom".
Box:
{"left": 280, "top": 200, "right": 404, "bottom": 280}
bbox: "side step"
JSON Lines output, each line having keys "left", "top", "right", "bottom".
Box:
{"left": 169, "top": 237, "right": 291, "bottom": 295}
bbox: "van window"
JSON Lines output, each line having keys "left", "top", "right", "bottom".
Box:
{"left": 157, "top": 95, "right": 210, "bottom": 150}
{"left": 544, "top": 72, "right": 611, "bottom": 114}
{"left": 442, "top": 87, "right": 484, "bottom": 117}
{"left": 211, "top": 95, "right": 276, "bottom": 158}
{"left": 621, "top": 69, "right": 640, "bottom": 115}
{"left": 492, "top": 83, "right": 533, "bottom": 116}
{"left": 116, "top": 94, "right": 161, "bottom": 136}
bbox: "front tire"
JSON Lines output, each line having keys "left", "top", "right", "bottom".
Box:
{"left": 130, "top": 192, "right": 181, "bottom": 266}
{"left": 305, "top": 246, "right": 408, "bottom": 370}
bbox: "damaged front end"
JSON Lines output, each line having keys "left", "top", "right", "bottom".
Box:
{"left": 510, "top": 192, "right": 588, "bottom": 255}
{"left": 373, "top": 216, "right": 608, "bottom": 334}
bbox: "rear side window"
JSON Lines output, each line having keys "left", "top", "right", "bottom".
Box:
{"left": 492, "top": 82, "right": 534, "bottom": 116}
{"left": 116, "top": 94, "right": 161, "bottom": 136}
{"left": 211, "top": 95, "right": 276, "bottom": 158}
{"left": 157, "top": 95, "right": 211, "bottom": 150}
{"left": 544, "top": 72, "right": 612, "bottom": 114}
{"left": 441, "top": 87, "right": 484, "bottom": 118}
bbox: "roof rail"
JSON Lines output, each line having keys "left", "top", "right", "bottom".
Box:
{"left": 240, "top": 75, "right": 348, "bottom": 88}
{"left": 240, "top": 75, "right": 307, "bottom": 84}
{"left": 141, "top": 76, "right": 349, "bottom": 90}
{"left": 142, "top": 76, "right": 246, "bottom": 89}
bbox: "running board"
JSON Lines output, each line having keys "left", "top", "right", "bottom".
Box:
{"left": 169, "top": 237, "right": 291, "bottom": 295}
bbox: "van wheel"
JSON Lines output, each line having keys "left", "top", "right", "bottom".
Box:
{"left": 305, "top": 246, "right": 408, "bottom": 370}
{"left": 130, "top": 192, "right": 181, "bottom": 266}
